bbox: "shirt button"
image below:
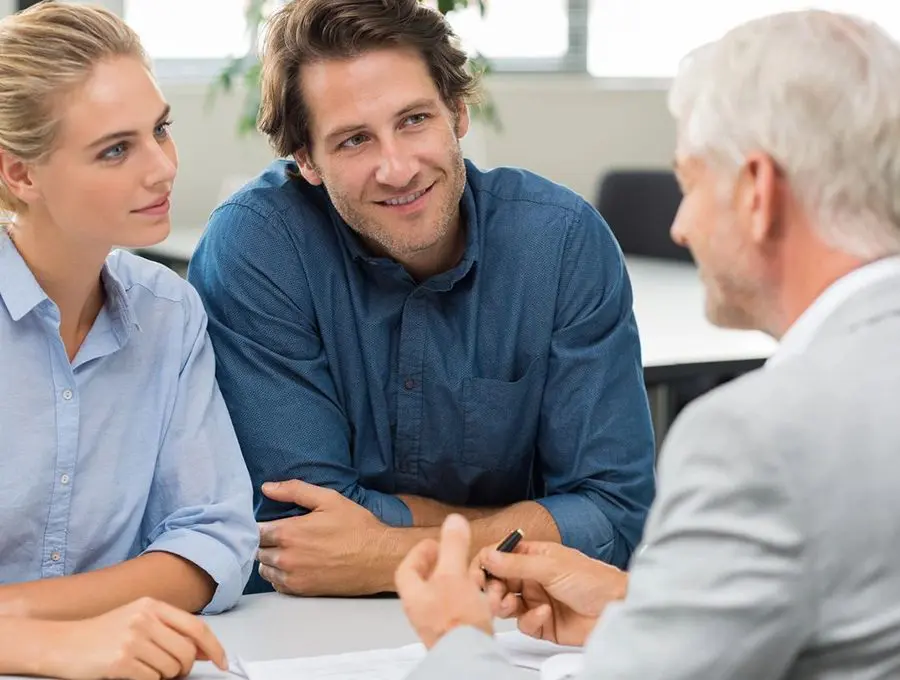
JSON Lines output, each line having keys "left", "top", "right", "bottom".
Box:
{"left": 404, "top": 378, "right": 417, "bottom": 390}
{"left": 61, "top": 388, "right": 73, "bottom": 401}
{"left": 50, "top": 551, "right": 61, "bottom": 562}
{"left": 60, "top": 474, "right": 70, "bottom": 485}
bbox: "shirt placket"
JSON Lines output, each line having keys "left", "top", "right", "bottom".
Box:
{"left": 41, "top": 332, "right": 79, "bottom": 578}
{"left": 394, "top": 289, "right": 426, "bottom": 480}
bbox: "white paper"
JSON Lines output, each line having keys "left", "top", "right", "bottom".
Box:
{"left": 495, "top": 630, "right": 582, "bottom": 671}
{"left": 227, "top": 629, "right": 583, "bottom": 680}
{"left": 229, "top": 643, "right": 425, "bottom": 680}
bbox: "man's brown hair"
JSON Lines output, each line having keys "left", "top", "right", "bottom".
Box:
{"left": 258, "top": 0, "right": 480, "bottom": 157}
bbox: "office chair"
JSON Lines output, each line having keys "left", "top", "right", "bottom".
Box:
{"left": 595, "top": 169, "right": 692, "bottom": 262}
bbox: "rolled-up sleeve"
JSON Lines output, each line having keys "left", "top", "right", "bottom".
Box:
{"left": 188, "top": 203, "right": 412, "bottom": 533}
{"left": 535, "top": 203, "right": 656, "bottom": 568}
{"left": 140, "top": 286, "right": 258, "bottom": 614}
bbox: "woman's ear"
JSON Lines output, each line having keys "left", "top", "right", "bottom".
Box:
{"left": 0, "top": 151, "right": 39, "bottom": 207}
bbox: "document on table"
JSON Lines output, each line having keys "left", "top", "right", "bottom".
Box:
{"left": 227, "top": 630, "right": 583, "bottom": 680}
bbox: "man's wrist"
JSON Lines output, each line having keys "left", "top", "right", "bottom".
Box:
{"left": 364, "top": 525, "right": 406, "bottom": 592}
{"left": 372, "top": 525, "right": 435, "bottom": 592}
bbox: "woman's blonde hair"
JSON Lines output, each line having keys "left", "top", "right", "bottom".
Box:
{"left": 0, "top": 1, "right": 148, "bottom": 214}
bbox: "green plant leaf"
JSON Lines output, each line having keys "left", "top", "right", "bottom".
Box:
{"left": 238, "top": 86, "right": 262, "bottom": 137}
{"left": 204, "top": 55, "right": 246, "bottom": 111}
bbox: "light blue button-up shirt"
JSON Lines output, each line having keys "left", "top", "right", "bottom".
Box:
{"left": 0, "top": 230, "right": 257, "bottom": 613}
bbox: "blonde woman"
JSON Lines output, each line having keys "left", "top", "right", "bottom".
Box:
{"left": 0, "top": 3, "right": 256, "bottom": 677}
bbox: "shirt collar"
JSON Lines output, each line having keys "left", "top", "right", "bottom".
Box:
{"left": 100, "top": 254, "right": 141, "bottom": 342}
{"left": 769, "top": 255, "right": 900, "bottom": 366}
{"left": 0, "top": 228, "right": 51, "bottom": 321}
{"left": 0, "top": 230, "right": 139, "bottom": 340}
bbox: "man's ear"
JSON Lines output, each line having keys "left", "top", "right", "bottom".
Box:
{"left": 293, "top": 150, "right": 323, "bottom": 186}
{"left": 742, "top": 151, "right": 781, "bottom": 245}
{"left": 0, "top": 151, "right": 40, "bottom": 207}
{"left": 454, "top": 100, "right": 470, "bottom": 140}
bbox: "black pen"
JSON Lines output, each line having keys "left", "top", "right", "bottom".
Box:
{"left": 482, "top": 528, "right": 524, "bottom": 582}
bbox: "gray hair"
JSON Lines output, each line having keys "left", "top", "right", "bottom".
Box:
{"left": 668, "top": 10, "right": 900, "bottom": 259}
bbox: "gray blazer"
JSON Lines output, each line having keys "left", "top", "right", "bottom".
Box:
{"left": 411, "top": 273, "right": 900, "bottom": 679}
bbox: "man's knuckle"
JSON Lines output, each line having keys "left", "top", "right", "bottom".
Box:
{"left": 127, "top": 610, "right": 153, "bottom": 632}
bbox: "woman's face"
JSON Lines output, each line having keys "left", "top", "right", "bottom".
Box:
{"left": 22, "top": 55, "right": 178, "bottom": 250}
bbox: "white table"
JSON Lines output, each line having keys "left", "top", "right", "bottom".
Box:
{"left": 188, "top": 592, "right": 517, "bottom": 679}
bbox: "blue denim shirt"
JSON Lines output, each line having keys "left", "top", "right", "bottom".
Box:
{"left": 189, "top": 160, "right": 655, "bottom": 592}
{"left": 0, "top": 232, "right": 257, "bottom": 612}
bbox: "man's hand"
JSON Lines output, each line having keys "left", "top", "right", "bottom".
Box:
{"left": 471, "top": 542, "right": 628, "bottom": 646}
{"left": 40, "top": 597, "right": 226, "bottom": 680}
{"left": 257, "top": 480, "right": 390, "bottom": 595}
{"left": 396, "top": 515, "right": 493, "bottom": 649}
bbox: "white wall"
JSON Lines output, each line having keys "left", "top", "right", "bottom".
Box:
{"left": 161, "top": 74, "right": 676, "bottom": 228}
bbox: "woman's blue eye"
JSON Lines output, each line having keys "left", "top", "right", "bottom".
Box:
{"left": 154, "top": 120, "right": 173, "bottom": 139}
{"left": 100, "top": 142, "right": 128, "bottom": 160}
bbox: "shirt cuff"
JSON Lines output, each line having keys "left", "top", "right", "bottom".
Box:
{"left": 144, "top": 528, "right": 247, "bottom": 614}
{"left": 536, "top": 492, "right": 619, "bottom": 565}
{"left": 360, "top": 488, "right": 413, "bottom": 527}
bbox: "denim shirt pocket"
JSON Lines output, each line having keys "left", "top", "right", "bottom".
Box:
{"left": 462, "top": 356, "right": 544, "bottom": 469}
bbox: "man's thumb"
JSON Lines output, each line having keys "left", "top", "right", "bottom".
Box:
{"left": 261, "top": 479, "right": 329, "bottom": 509}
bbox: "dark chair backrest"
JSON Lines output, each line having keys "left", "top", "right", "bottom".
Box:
{"left": 595, "top": 170, "right": 692, "bottom": 262}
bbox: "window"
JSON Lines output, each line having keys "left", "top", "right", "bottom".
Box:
{"left": 125, "top": 0, "right": 581, "bottom": 75}
{"left": 587, "top": 0, "right": 900, "bottom": 78}
{"left": 440, "top": 0, "right": 569, "bottom": 61}
{"left": 124, "top": 0, "right": 250, "bottom": 60}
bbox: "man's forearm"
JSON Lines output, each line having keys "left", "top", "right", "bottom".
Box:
{"left": 0, "top": 552, "right": 215, "bottom": 620}
{"left": 396, "top": 494, "right": 500, "bottom": 526}
{"left": 367, "top": 501, "right": 561, "bottom": 592}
